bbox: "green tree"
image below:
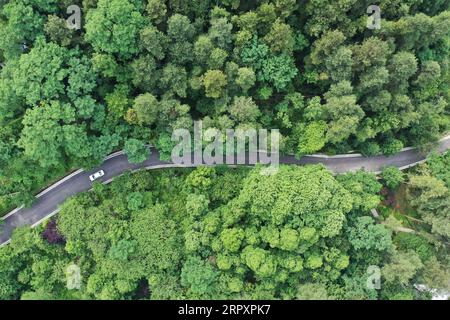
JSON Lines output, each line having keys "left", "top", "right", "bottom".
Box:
{"left": 229, "top": 96, "right": 260, "bottom": 123}
{"left": 208, "top": 48, "right": 228, "bottom": 69}
{"left": 261, "top": 54, "right": 298, "bottom": 91}
{"left": 146, "top": 0, "right": 167, "bottom": 25}
{"left": 407, "top": 174, "right": 450, "bottom": 238}
{"left": 130, "top": 93, "right": 159, "bottom": 126}
{"left": 382, "top": 250, "right": 423, "bottom": 285}
{"left": 44, "top": 15, "right": 73, "bottom": 47}
{"left": 297, "top": 121, "right": 327, "bottom": 155}
{"left": 109, "top": 239, "right": 137, "bottom": 261}
{"left": 13, "top": 40, "right": 68, "bottom": 105}
{"left": 263, "top": 20, "right": 294, "bottom": 54}
{"left": 221, "top": 228, "right": 245, "bottom": 252}
{"left": 139, "top": 26, "right": 168, "bottom": 60}
{"left": 131, "top": 204, "right": 182, "bottom": 273}
{"left": 106, "top": 85, "right": 130, "bottom": 120}
{"left": 209, "top": 13, "right": 233, "bottom": 49}
{"left": 297, "top": 283, "right": 330, "bottom": 300}
{"left": 388, "top": 51, "right": 418, "bottom": 92}
{"left": 167, "top": 14, "right": 195, "bottom": 43}
{"left": 235, "top": 67, "right": 256, "bottom": 93}
{"left": 241, "top": 246, "right": 277, "bottom": 278}
{"left": 0, "top": 0, "right": 54, "bottom": 59}
{"left": 321, "top": 81, "right": 364, "bottom": 144}
{"left": 194, "top": 35, "right": 214, "bottom": 66}
{"left": 381, "top": 138, "right": 404, "bottom": 156}
{"left": 160, "top": 64, "right": 188, "bottom": 98}
{"left": 127, "top": 192, "right": 144, "bottom": 211}
{"left": 186, "top": 194, "right": 209, "bottom": 217}
{"left": 421, "top": 257, "right": 450, "bottom": 291}
{"left": 18, "top": 101, "right": 92, "bottom": 168}
{"left": 337, "top": 170, "right": 382, "bottom": 213}
{"left": 130, "top": 55, "right": 157, "bottom": 91}
{"left": 348, "top": 216, "right": 392, "bottom": 252}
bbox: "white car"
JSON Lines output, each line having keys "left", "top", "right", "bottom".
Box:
{"left": 89, "top": 170, "right": 105, "bottom": 182}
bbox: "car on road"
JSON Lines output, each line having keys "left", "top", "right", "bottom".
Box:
{"left": 89, "top": 170, "right": 105, "bottom": 182}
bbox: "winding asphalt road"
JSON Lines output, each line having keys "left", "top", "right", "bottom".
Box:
{"left": 1, "top": 135, "right": 450, "bottom": 246}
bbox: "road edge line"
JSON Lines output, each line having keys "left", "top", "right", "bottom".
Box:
{"left": 2, "top": 137, "right": 449, "bottom": 239}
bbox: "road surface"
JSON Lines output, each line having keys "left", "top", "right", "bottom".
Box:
{"left": 1, "top": 135, "right": 449, "bottom": 245}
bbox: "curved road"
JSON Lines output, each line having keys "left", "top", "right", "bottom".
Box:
{"left": 1, "top": 136, "right": 450, "bottom": 246}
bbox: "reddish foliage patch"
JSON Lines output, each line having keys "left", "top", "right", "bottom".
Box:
{"left": 41, "top": 219, "right": 66, "bottom": 244}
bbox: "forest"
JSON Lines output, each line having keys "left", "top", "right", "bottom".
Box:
{"left": 0, "top": 0, "right": 449, "bottom": 300}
